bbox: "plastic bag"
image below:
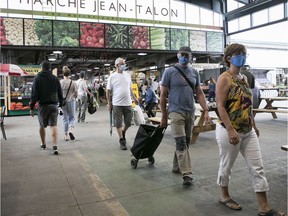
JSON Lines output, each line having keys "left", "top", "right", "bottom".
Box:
{"left": 133, "top": 105, "right": 145, "bottom": 126}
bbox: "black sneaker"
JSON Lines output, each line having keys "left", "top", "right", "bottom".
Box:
{"left": 40, "top": 144, "right": 46, "bottom": 150}
{"left": 119, "top": 138, "right": 127, "bottom": 150}
{"left": 183, "top": 176, "right": 193, "bottom": 186}
{"left": 53, "top": 146, "right": 59, "bottom": 155}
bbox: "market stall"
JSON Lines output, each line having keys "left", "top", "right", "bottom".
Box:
{"left": 0, "top": 64, "right": 32, "bottom": 116}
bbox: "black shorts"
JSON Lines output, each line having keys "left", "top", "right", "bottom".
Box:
{"left": 37, "top": 104, "right": 58, "bottom": 128}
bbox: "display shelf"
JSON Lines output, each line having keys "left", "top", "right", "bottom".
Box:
{"left": 8, "top": 110, "right": 30, "bottom": 116}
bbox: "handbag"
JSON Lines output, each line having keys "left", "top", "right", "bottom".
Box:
{"left": 173, "top": 65, "right": 195, "bottom": 91}
{"left": 62, "top": 80, "right": 72, "bottom": 107}
{"left": 88, "top": 97, "right": 97, "bottom": 114}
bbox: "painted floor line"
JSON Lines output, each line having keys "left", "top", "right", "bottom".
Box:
{"left": 74, "top": 151, "right": 129, "bottom": 216}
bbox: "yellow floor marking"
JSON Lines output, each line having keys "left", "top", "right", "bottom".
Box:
{"left": 74, "top": 151, "right": 129, "bottom": 216}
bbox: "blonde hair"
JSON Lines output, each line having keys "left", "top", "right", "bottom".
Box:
{"left": 62, "top": 66, "right": 70, "bottom": 77}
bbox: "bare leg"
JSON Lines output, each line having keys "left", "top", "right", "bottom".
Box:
{"left": 39, "top": 127, "right": 45, "bottom": 145}
{"left": 256, "top": 192, "right": 270, "bottom": 212}
{"left": 220, "top": 186, "right": 230, "bottom": 201}
{"left": 50, "top": 126, "right": 58, "bottom": 146}
{"left": 256, "top": 192, "right": 285, "bottom": 215}
{"left": 220, "top": 186, "right": 242, "bottom": 209}
{"left": 116, "top": 127, "right": 124, "bottom": 139}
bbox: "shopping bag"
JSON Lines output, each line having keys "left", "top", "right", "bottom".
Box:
{"left": 133, "top": 105, "right": 145, "bottom": 126}
{"left": 130, "top": 124, "right": 166, "bottom": 159}
{"left": 88, "top": 97, "right": 97, "bottom": 114}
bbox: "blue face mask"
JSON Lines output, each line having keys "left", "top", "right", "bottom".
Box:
{"left": 120, "top": 64, "right": 127, "bottom": 71}
{"left": 231, "top": 54, "right": 246, "bottom": 68}
{"left": 179, "top": 56, "right": 189, "bottom": 65}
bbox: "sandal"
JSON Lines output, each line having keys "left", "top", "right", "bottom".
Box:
{"left": 258, "top": 209, "right": 285, "bottom": 216}
{"left": 219, "top": 198, "right": 242, "bottom": 210}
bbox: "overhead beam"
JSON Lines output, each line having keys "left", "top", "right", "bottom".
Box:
{"left": 225, "top": 0, "right": 286, "bottom": 21}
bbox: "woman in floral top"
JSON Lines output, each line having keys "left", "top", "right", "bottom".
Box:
{"left": 216, "top": 43, "right": 284, "bottom": 216}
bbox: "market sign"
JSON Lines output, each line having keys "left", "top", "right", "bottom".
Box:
{"left": 18, "top": 65, "right": 41, "bottom": 76}
{"left": 0, "top": 0, "right": 223, "bottom": 30}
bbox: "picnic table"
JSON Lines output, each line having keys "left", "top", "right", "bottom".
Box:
{"left": 148, "top": 103, "right": 218, "bottom": 145}
{"left": 253, "top": 96, "right": 288, "bottom": 119}
{"left": 190, "top": 103, "right": 218, "bottom": 144}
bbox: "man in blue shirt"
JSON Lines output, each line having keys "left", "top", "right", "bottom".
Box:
{"left": 160, "top": 46, "right": 210, "bottom": 186}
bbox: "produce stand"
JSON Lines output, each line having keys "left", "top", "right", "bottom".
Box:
{"left": 0, "top": 64, "right": 33, "bottom": 116}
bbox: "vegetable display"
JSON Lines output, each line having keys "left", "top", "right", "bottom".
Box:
{"left": 190, "top": 31, "right": 206, "bottom": 52}
{"left": 171, "top": 29, "right": 189, "bottom": 51}
{"left": 53, "top": 21, "right": 79, "bottom": 47}
{"left": 150, "top": 27, "right": 170, "bottom": 50}
{"left": 207, "top": 32, "right": 223, "bottom": 52}
{"left": 0, "top": 18, "right": 10, "bottom": 45}
{"left": 1, "top": 18, "right": 23, "bottom": 45}
{"left": 34, "top": 20, "right": 52, "bottom": 46}
{"left": 0, "top": 17, "right": 224, "bottom": 53}
{"left": 24, "top": 20, "right": 40, "bottom": 45}
{"left": 105, "top": 24, "right": 128, "bottom": 49}
{"left": 80, "top": 22, "right": 104, "bottom": 48}
{"left": 128, "top": 26, "right": 150, "bottom": 49}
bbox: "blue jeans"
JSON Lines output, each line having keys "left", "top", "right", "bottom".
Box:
{"left": 62, "top": 100, "right": 76, "bottom": 134}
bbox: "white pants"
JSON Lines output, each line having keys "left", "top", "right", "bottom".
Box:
{"left": 216, "top": 123, "right": 269, "bottom": 192}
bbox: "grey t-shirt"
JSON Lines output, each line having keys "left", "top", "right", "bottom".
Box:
{"left": 160, "top": 64, "right": 200, "bottom": 113}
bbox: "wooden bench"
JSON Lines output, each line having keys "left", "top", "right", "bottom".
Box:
{"left": 253, "top": 108, "right": 288, "bottom": 114}
{"left": 148, "top": 117, "right": 171, "bottom": 125}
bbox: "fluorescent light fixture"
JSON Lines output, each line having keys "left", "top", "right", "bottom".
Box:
{"left": 137, "top": 53, "right": 147, "bottom": 56}
{"left": 104, "top": 63, "right": 110, "bottom": 66}
{"left": 48, "top": 57, "right": 56, "bottom": 61}
{"left": 53, "top": 50, "right": 62, "bottom": 54}
{"left": 94, "top": 67, "right": 99, "bottom": 69}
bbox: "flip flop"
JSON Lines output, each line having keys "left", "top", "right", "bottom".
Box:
{"left": 219, "top": 198, "right": 242, "bottom": 210}
{"left": 69, "top": 132, "right": 75, "bottom": 140}
{"left": 258, "top": 209, "right": 285, "bottom": 216}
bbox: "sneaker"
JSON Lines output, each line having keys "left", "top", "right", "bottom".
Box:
{"left": 40, "top": 144, "right": 46, "bottom": 150}
{"left": 53, "top": 146, "right": 59, "bottom": 155}
{"left": 119, "top": 138, "right": 127, "bottom": 150}
{"left": 183, "top": 176, "right": 193, "bottom": 186}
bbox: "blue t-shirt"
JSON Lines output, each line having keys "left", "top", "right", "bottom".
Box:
{"left": 160, "top": 64, "right": 200, "bottom": 113}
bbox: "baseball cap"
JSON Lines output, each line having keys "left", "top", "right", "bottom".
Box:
{"left": 80, "top": 71, "right": 85, "bottom": 78}
{"left": 178, "top": 46, "right": 192, "bottom": 54}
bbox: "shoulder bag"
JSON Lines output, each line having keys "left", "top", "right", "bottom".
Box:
{"left": 62, "top": 80, "right": 72, "bottom": 107}
{"left": 173, "top": 65, "right": 195, "bottom": 91}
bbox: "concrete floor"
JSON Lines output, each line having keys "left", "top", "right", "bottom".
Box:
{"left": 1, "top": 104, "right": 287, "bottom": 216}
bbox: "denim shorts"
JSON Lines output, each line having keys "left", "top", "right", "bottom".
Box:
{"left": 38, "top": 104, "right": 58, "bottom": 128}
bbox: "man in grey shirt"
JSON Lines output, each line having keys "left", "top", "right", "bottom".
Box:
{"left": 160, "top": 46, "right": 210, "bottom": 186}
